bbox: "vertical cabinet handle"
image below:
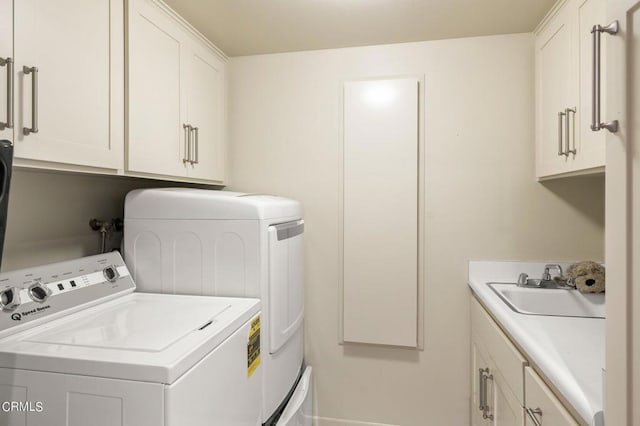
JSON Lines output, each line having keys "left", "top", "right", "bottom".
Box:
{"left": 478, "top": 368, "right": 485, "bottom": 411}
{"left": 565, "top": 107, "right": 576, "bottom": 155}
{"left": 183, "top": 124, "right": 192, "bottom": 164}
{"left": 558, "top": 111, "right": 567, "bottom": 156}
{"left": 591, "top": 21, "right": 618, "bottom": 133}
{"left": 482, "top": 371, "right": 494, "bottom": 420}
{"left": 478, "top": 368, "right": 493, "bottom": 420}
{"left": 0, "top": 57, "right": 13, "bottom": 130}
{"left": 23, "top": 66, "right": 38, "bottom": 136}
{"left": 525, "top": 407, "right": 543, "bottom": 426}
{"left": 192, "top": 127, "right": 199, "bottom": 164}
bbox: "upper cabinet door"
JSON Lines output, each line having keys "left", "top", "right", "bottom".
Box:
{"left": 573, "top": 0, "right": 606, "bottom": 171}
{"left": 186, "top": 42, "right": 226, "bottom": 183}
{"left": 127, "top": 0, "right": 188, "bottom": 177}
{"left": 535, "top": 3, "right": 573, "bottom": 178}
{"left": 13, "top": 0, "right": 123, "bottom": 170}
{"left": 0, "top": 0, "right": 12, "bottom": 143}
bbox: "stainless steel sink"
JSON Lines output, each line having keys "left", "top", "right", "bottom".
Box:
{"left": 487, "top": 283, "right": 605, "bottom": 319}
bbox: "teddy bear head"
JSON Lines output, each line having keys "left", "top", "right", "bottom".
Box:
{"left": 566, "top": 261, "right": 605, "bottom": 293}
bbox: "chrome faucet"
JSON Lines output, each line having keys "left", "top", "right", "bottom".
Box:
{"left": 542, "top": 264, "right": 563, "bottom": 283}
{"left": 517, "top": 264, "right": 574, "bottom": 289}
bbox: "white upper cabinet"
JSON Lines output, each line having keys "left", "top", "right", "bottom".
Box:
{"left": 12, "top": 0, "right": 124, "bottom": 170}
{"left": 535, "top": 3, "right": 574, "bottom": 178}
{"left": 535, "top": 0, "right": 606, "bottom": 179}
{"left": 126, "top": 0, "right": 227, "bottom": 184}
{"left": 127, "top": 0, "right": 187, "bottom": 178}
{"left": 185, "top": 43, "right": 226, "bottom": 182}
{"left": 573, "top": 0, "right": 606, "bottom": 171}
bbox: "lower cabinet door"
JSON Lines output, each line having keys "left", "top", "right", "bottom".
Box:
{"left": 524, "top": 367, "right": 579, "bottom": 426}
{"left": 491, "top": 368, "right": 524, "bottom": 426}
{"left": 471, "top": 338, "right": 491, "bottom": 426}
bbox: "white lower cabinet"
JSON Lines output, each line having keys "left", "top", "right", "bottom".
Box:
{"left": 126, "top": 0, "right": 227, "bottom": 184}
{"left": 471, "top": 297, "right": 526, "bottom": 425}
{"left": 524, "top": 367, "right": 578, "bottom": 426}
{"left": 471, "top": 296, "right": 580, "bottom": 426}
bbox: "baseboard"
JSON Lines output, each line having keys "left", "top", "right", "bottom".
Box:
{"left": 313, "top": 416, "right": 399, "bottom": 426}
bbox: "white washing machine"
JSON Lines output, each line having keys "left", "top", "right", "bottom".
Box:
{"left": 124, "top": 188, "right": 312, "bottom": 425}
{"left": 0, "top": 252, "right": 262, "bottom": 426}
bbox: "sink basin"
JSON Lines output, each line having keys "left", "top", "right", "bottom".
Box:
{"left": 488, "top": 283, "right": 605, "bottom": 319}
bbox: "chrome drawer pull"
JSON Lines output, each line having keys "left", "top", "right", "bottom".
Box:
{"left": 526, "top": 407, "right": 543, "bottom": 426}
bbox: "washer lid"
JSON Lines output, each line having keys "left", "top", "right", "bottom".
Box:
{"left": 0, "top": 293, "right": 261, "bottom": 384}
{"left": 25, "top": 297, "right": 231, "bottom": 352}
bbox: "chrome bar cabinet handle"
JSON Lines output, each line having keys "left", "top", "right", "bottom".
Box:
{"left": 478, "top": 368, "right": 485, "bottom": 411}
{"left": 525, "top": 407, "right": 543, "bottom": 426}
{"left": 565, "top": 107, "right": 576, "bottom": 155}
{"left": 482, "top": 371, "right": 494, "bottom": 420}
{"left": 23, "top": 66, "right": 38, "bottom": 136}
{"left": 0, "top": 57, "right": 13, "bottom": 130}
{"left": 558, "top": 111, "right": 567, "bottom": 156}
{"left": 192, "top": 127, "right": 199, "bottom": 164}
{"left": 183, "top": 124, "right": 192, "bottom": 164}
{"left": 591, "top": 21, "right": 618, "bottom": 133}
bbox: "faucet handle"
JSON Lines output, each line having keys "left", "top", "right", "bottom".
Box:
{"left": 517, "top": 273, "right": 529, "bottom": 286}
{"left": 543, "top": 264, "right": 563, "bottom": 281}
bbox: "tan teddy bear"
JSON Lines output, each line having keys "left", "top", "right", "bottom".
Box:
{"left": 562, "top": 261, "right": 606, "bottom": 293}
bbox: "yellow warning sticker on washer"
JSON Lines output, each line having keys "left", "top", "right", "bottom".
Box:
{"left": 247, "top": 315, "right": 261, "bottom": 377}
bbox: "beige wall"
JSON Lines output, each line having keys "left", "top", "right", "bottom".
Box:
{"left": 1, "top": 169, "right": 201, "bottom": 271}
{"left": 228, "top": 33, "right": 605, "bottom": 425}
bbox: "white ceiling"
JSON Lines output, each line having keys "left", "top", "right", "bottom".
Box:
{"left": 163, "top": 0, "right": 556, "bottom": 57}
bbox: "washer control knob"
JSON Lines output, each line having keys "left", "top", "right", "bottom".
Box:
{"left": 0, "top": 287, "right": 21, "bottom": 312}
{"left": 103, "top": 266, "right": 119, "bottom": 283}
{"left": 28, "top": 282, "right": 51, "bottom": 303}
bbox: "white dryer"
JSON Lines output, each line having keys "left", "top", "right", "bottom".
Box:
{"left": 124, "top": 188, "right": 312, "bottom": 425}
{"left": 0, "top": 252, "right": 262, "bottom": 426}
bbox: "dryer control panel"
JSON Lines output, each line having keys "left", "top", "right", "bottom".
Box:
{"left": 0, "top": 252, "right": 134, "bottom": 337}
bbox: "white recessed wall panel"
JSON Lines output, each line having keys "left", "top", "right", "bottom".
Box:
{"left": 342, "top": 78, "right": 419, "bottom": 347}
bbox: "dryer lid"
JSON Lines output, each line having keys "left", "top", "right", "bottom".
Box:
{"left": 124, "top": 188, "right": 302, "bottom": 220}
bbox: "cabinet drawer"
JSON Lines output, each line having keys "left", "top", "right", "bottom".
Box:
{"left": 524, "top": 367, "right": 579, "bottom": 426}
{"left": 471, "top": 297, "right": 527, "bottom": 403}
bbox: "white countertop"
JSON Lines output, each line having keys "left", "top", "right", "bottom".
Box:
{"left": 469, "top": 261, "right": 605, "bottom": 426}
